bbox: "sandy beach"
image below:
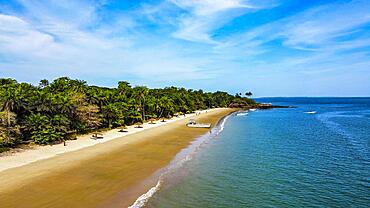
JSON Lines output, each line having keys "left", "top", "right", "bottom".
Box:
{"left": 0, "top": 108, "right": 234, "bottom": 208}
{"left": 0, "top": 108, "right": 219, "bottom": 172}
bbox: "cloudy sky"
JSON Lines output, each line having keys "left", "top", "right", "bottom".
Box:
{"left": 0, "top": 0, "right": 369, "bottom": 96}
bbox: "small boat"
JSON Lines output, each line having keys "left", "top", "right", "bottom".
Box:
{"left": 305, "top": 111, "right": 317, "bottom": 114}
{"left": 249, "top": 108, "right": 257, "bottom": 112}
{"left": 186, "top": 119, "right": 211, "bottom": 128}
{"left": 236, "top": 112, "right": 248, "bottom": 116}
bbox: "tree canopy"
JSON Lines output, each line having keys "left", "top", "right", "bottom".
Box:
{"left": 0, "top": 77, "right": 255, "bottom": 149}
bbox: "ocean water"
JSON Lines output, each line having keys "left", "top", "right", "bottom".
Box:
{"left": 142, "top": 98, "right": 370, "bottom": 208}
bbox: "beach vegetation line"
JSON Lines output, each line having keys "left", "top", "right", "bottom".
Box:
{"left": 0, "top": 77, "right": 255, "bottom": 149}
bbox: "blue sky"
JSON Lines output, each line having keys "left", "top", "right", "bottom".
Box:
{"left": 0, "top": 0, "right": 369, "bottom": 97}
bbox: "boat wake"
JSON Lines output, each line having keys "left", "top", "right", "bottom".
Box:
{"left": 128, "top": 113, "right": 232, "bottom": 208}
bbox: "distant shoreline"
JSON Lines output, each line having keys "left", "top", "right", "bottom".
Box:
{"left": 0, "top": 108, "right": 235, "bottom": 208}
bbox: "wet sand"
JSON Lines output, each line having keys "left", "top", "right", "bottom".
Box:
{"left": 0, "top": 109, "right": 217, "bottom": 172}
{"left": 0, "top": 108, "right": 234, "bottom": 208}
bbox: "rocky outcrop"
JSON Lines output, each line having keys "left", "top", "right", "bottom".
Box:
{"left": 228, "top": 102, "right": 250, "bottom": 108}
{"left": 228, "top": 102, "right": 291, "bottom": 109}
{"left": 256, "top": 103, "right": 291, "bottom": 109}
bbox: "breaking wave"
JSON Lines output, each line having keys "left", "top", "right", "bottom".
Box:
{"left": 128, "top": 113, "right": 233, "bottom": 208}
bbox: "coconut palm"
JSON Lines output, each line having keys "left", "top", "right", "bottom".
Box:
{"left": 133, "top": 86, "right": 149, "bottom": 122}
{"left": 39, "top": 79, "right": 49, "bottom": 89}
{"left": 102, "top": 103, "right": 118, "bottom": 128}
{"left": 158, "top": 96, "right": 174, "bottom": 118}
{"left": 0, "top": 77, "right": 256, "bottom": 149}
{"left": 245, "top": 91, "right": 253, "bottom": 97}
{"left": 117, "top": 81, "right": 132, "bottom": 98}
{"left": 0, "top": 85, "right": 27, "bottom": 126}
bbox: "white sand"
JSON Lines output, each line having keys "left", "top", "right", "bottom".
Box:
{"left": 0, "top": 108, "right": 220, "bottom": 172}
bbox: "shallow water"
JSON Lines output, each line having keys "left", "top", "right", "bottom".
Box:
{"left": 145, "top": 98, "right": 370, "bottom": 208}
{"left": 0, "top": 109, "right": 233, "bottom": 208}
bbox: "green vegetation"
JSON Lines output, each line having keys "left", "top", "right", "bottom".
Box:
{"left": 0, "top": 77, "right": 255, "bottom": 149}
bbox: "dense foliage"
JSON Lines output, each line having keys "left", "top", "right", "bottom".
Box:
{"left": 0, "top": 77, "right": 255, "bottom": 148}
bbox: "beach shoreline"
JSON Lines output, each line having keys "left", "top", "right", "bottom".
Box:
{"left": 122, "top": 110, "right": 235, "bottom": 208}
{"left": 0, "top": 107, "right": 235, "bottom": 208}
{"left": 0, "top": 108, "right": 219, "bottom": 173}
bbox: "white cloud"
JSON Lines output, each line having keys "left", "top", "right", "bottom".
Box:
{"left": 169, "top": 0, "right": 253, "bottom": 16}
{"left": 282, "top": 0, "right": 370, "bottom": 48}
{"left": 203, "top": 0, "right": 370, "bottom": 96}
{"left": 221, "top": 0, "right": 370, "bottom": 56}
{"left": 0, "top": 1, "right": 226, "bottom": 85}
{"left": 0, "top": 14, "right": 54, "bottom": 53}
{"left": 169, "top": 0, "right": 258, "bottom": 43}
{"left": 0, "top": 0, "right": 369, "bottom": 96}
{"left": 15, "top": 0, "right": 101, "bottom": 26}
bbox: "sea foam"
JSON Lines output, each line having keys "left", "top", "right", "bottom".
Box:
{"left": 127, "top": 113, "right": 233, "bottom": 208}
{"left": 128, "top": 180, "right": 162, "bottom": 208}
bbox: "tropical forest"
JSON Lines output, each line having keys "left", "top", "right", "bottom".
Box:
{"left": 0, "top": 77, "right": 255, "bottom": 151}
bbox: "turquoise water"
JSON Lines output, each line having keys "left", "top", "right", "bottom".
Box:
{"left": 145, "top": 98, "right": 370, "bottom": 208}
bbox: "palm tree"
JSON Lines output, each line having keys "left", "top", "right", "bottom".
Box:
{"left": 0, "top": 76, "right": 257, "bottom": 148}
{"left": 245, "top": 91, "right": 253, "bottom": 97}
{"left": 123, "top": 97, "right": 140, "bottom": 124}
{"left": 133, "top": 86, "right": 149, "bottom": 122}
{"left": 34, "top": 91, "right": 53, "bottom": 113}
{"left": 102, "top": 103, "right": 118, "bottom": 128}
{"left": 53, "top": 93, "right": 74, "bottom": 115}
{"left": 0, "top": 110, "right": 19, "bottom": 145}
{"left": 70, "top": 79, "right": 87, "bottom": 94}
{"left": 0, "top": 85, "right": 24, "bottom": 126}
{"left": 117, "top": 81, "right": 132, "bottom": 98}
{"left": 158, "top": 96, "right": 174, "bottom": 118}
{"left": 39, "top": 79, "right": 49, "bottom": 89}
